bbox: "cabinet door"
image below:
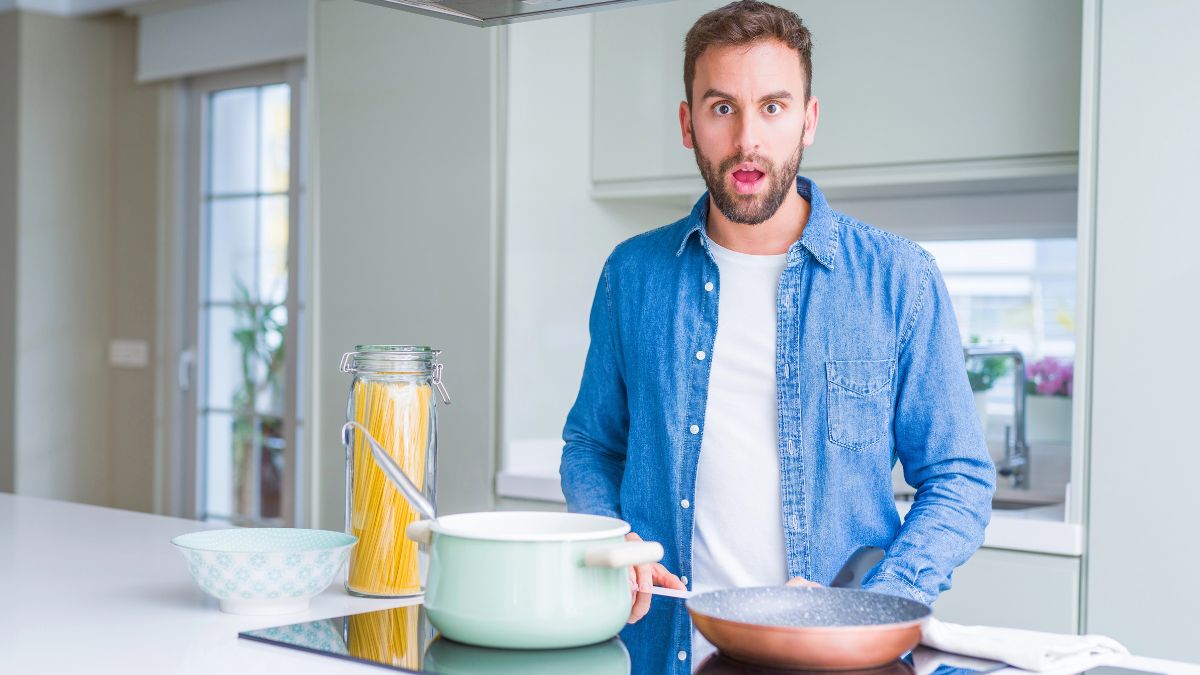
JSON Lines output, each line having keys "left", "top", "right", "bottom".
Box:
{"left": 592, "top": 0, "right": 1081, "bottom": 184}
{"left": 934, "top": 548, "right": 1080, "bottom": 633}
{"left": 1086, "top": 0, "right": 1200, "bottom": 663}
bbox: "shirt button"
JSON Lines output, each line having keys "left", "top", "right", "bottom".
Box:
{"left": 681, "top": 575, "right": 688, "bottom": 585}
{"left": 680, "top": 499, "right": 690, "bottom": 509}
{"left": 696, "top": 351, "right": 706, "bottom": 361}
{"left": 678, "top": 650, "right": 687, "bottom": 661}
{"left": 689, "top": 424, "right": 699, "bottom": 435}
{"left": 704, "top": 281, "right": 714, "bottom": 292}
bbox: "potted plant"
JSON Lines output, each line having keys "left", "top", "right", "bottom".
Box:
{"left": 1024, "top": 356, "right": 1073, "bottom": 444}
{"left": 964, "top": 336, "right": 1011, "bottom": 435}
{"left": 230, "top": 278, "right": 287, "bottom": 522}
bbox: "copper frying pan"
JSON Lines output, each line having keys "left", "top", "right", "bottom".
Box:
{"left": 683, "top": 547, "right": 931, "bottom": 670}
{"left": 694, "top": 653, "right": 916, "bottom": 675}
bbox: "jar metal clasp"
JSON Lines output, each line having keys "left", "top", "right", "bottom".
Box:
{"left": 432, "top": 360, "right": 451, "bottom": 405}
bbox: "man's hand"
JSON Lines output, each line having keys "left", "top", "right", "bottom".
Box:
{"left": 626, "top": 532, "right": 686, "bottom": 624}
{"left": 785, "top": 575, "right": 822, "bottom": 589}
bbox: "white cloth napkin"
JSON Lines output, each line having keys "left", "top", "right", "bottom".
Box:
{"left": 920, "top": 617, "right": 1130, "bottom": 672}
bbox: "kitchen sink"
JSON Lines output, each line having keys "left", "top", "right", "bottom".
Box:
{"left": 895, "top": 492, "right": 1063, "bottom": 511}
{"left": 990, "top": 490, "right": 1063, "bottom": 510}
{"left": 991, "top": 498, "right": 1058, "bottom": 510}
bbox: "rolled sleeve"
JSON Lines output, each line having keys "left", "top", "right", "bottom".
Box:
{"left": 862, "top": 256, "right": 997, "bottom": 603}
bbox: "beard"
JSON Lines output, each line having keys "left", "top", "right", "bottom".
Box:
{"left": 692, "top": 127, "right": 805, "bottom": 226}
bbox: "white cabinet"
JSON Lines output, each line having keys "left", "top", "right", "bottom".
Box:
{"left": 1082, "top": 0, "right": 1200, "bottom": 663}
{"left": 934, "top": 548, "right": 1080, "bottom": 633}
{"left": 592, "top": 0, "right": 1081, "bottom": 196}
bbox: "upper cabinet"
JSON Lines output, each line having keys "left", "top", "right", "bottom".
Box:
{"left": 592, "top": 0, "right": 1082, "bottom": 196}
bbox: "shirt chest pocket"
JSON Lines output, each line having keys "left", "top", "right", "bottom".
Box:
{"left": 826, "top": 358, "right": 895, "bottom": 450}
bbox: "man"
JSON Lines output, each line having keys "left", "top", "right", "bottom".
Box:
{"left": 560, "top": 1, "right": 996, "bottom": 669}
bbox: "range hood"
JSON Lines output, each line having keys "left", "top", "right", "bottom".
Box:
{"left": 354, "top": 0, "right": 671, "bottom": 27}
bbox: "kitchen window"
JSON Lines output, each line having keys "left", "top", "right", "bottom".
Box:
{"left": 921, "top": 237, "right": 1077, "bottom": 437}
{"left": 185, "top": 63, "right": 308, "bottom": 526}
{"left": 925, "top": 238, "right": 1076, "bottom": 359}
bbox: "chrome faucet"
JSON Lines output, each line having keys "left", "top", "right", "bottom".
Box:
{"left": 963, "top": 345, "right": 1029, "bottom": 489}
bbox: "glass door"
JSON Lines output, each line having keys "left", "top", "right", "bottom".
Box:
{"left": 185, "top": 63, "right": 307, "bottom": 526}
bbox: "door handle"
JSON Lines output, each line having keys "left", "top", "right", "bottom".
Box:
{"left": 178, "top": 348, "right": 195, "bottom": 391}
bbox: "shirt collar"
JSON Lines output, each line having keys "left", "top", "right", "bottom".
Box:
{"left": 674, "top": 174, "right": 839, "bottom": 269}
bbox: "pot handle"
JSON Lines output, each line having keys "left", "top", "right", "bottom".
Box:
{"left": 583, "top": 541, "right": 664, "bottom": 568}
{"left": 831, "top": 545, "right": 885, "bottom": 589}
{"left": 406, "top": 519, "right": 434, "bottom": 545}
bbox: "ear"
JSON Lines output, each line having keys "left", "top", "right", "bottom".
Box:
{"left": 679, "top": 100, "right": 694, "bottom": 150}
{"left": 802, "top": 95, "right": 819, "bottom": 147}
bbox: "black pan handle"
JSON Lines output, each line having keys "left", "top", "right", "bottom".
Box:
{"left": 830, "top": 546, "right": 885, "bottom": 589}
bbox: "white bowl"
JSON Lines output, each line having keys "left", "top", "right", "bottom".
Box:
{"left": 172, "top": 528, "right": 357, "bottom": 615}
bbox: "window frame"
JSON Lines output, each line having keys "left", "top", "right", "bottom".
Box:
{"left": 184, "top": 61, "right": 307, "bottom": 527}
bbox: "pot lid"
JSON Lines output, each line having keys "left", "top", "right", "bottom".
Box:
{"left": 431, "top": 511, "right": 630, "bottom": 541}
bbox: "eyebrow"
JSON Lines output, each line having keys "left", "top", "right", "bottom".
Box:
{"left": 701, "top": 88, "right": 793, "bottom": 103}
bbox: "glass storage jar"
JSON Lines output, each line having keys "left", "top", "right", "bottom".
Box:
{"left": 340, "top": 345, "right": 449, "bottom": 598}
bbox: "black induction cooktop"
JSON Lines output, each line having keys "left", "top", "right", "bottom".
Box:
{"left": 236, "top": 594, "right": 1015, "bottom": 675}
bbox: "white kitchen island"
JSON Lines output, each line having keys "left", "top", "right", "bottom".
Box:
{"left": 0, "top": 493, "right": 420, "bottom": 674}
{"left": 1, "top": 493, "right": 1194, "bottom": 675}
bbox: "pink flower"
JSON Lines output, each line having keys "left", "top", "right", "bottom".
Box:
{"left": 1026, "top": 356, "right": 1073, "bottom": 397}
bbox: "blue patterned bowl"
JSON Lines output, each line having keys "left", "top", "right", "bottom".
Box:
{"left": 172, "top": 528, "right": 357, "bottom": 615}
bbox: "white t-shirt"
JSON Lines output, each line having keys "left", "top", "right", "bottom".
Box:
{"left": 690, "top": 238, "right": 789, "bottom": 667}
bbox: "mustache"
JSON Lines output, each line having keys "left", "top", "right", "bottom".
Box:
{"left": 718, "top": 154, "right": 773, "bottom": 175}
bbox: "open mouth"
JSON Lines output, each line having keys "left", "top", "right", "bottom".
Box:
{"left": 731, "top": 168, "right": 766, "bottom": 195}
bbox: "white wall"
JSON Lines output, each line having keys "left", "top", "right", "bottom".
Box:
{"left": 2, "top": 11, "right": 159, "bottom": 509}
{"left": 16, "top": 12, "right": 116, "bottom": 504}
{"left": 107, "top": 15, "right": 160, "bottom": 512}
{"left": 311, "top": 0, "right": 500, "bottom": 529}
{"left": 501, "top": 14, "right": 680, "bottom": 456}
{"left": 1084, "top": 0, "right": 1200, "bottom": 661}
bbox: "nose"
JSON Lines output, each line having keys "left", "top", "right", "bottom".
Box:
{"left": 734, "top": 111, "right": 761, "bottom": 154}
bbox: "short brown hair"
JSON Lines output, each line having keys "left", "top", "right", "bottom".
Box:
{"left": 683, "top": 1, "right": 813, "bottom": 106}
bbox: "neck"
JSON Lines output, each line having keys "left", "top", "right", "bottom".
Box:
{"left": 705, "top": 184, "right": 810, "bottom": 255}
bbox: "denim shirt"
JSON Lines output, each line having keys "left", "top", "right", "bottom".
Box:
{"left": 560, "top": 175, "right": 995, "bottom": 671}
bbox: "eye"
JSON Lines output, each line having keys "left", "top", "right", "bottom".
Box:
{"left": 764, "top": 102, "right": 782, "bottom": 115}
{"left": 713, "top": 102, "right": 734, "bottom": 116}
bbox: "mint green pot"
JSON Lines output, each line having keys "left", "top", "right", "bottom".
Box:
{"left": 407, "top": 512, "right": 663, "bottom": 650}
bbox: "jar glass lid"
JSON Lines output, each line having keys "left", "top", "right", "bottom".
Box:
{"left": 339, "top": 346, "right": 450, "bottom": 404}
{"left": 353, "top": 345, "right": 435, "bottom": 353}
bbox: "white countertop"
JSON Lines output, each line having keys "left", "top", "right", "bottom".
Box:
{"left": 496, "top": 471, "right": 1085, "bottom": 556}
{"left": 2, "top": 493, "right": 1192, "bottom": 675}
{"left": 0, "top": 493, "right": 419, "bottom": 674}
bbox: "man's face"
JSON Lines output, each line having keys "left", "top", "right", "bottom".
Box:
{"left": 680, "top": 40, "right": 819, "bottom": 225}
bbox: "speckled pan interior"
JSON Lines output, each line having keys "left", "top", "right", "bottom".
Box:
{"left": 686, "top": 586, "right": 930, "bottom": 628}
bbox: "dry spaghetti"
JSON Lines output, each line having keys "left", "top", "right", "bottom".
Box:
{"left": 347, "top": 378, "right": 432, "bottom": 596}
